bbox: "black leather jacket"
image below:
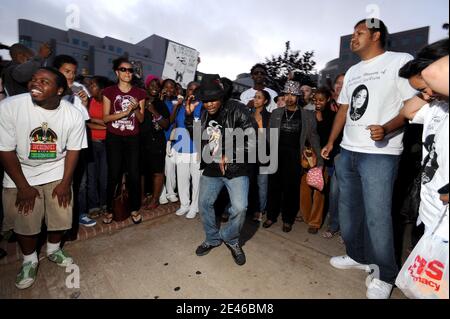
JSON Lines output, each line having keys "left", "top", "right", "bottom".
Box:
{"left": 185, "top": 98, "right": 257, "bottom": 178}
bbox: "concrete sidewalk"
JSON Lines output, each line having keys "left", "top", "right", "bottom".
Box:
{"left": 0, "top": 211, "right": 406, "bottom": 299}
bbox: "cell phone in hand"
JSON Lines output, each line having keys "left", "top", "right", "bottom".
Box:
{"left": 72, "top": 85, "right": 83, "bottom": 94}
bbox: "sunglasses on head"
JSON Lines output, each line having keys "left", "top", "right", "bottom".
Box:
{"left": 118, "top": 67, "right": 134, "bottom": 73}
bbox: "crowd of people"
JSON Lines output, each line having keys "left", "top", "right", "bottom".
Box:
{"left": 0, "top": 18, "right": 448, "bottom": 299}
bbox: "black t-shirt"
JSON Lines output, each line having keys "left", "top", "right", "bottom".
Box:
{"left": 279, "top": 109, "right": 302, "bottom": 152}
{"left": 1, "top": 63, "right": 29, "bottom": 96}
{"left": 317, "top": 108, "right": 335, "bottom": 147}
{"left": 140, "top": 98, "right": 170, "bottom": 151}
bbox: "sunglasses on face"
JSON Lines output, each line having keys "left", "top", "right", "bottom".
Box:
{"left": 118, "top": 67, "right": 134, "bottom": 73}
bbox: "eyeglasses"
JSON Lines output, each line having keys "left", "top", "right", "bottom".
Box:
{"left": 118, "top": 67, "right": 134, "bottom": 73}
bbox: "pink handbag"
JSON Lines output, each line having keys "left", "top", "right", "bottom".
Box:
{"left": 306, "top": 167, "right": 324, "bottom": 191}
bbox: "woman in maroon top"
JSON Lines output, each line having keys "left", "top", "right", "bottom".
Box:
{"left": 102, "top": 57, "right": 147, "bottom": 224}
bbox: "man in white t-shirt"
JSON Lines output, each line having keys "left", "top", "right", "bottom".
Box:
{"left": 240, "top": 64, "right": 278, "bottom": 113}
{"left": 367, "top": 39, "right": 449, "bottom": 241}
{"left": 321, "top": 19, "right": 417, "bottom": 299}
{"left": 0, "top": 67, "right": 87, "bottom": 290}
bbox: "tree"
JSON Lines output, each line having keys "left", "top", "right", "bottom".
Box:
{"left": 263, "top": 41, "right": 316, "bottom": 92}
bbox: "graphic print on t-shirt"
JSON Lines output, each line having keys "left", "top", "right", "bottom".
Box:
{"left": 112, "top": 95, "right": 136, "bottom": 132}
{"left": 422, "top": 134, "right": 439, "bottom": 185}
{"left": 29, "top": 122, "right": 58, "bottom": 160}
{"left": 206, "top": 120, "right": 222, "bottom": 156}
{"left": 350, "top": 84, "right": 369, "bottom": 121}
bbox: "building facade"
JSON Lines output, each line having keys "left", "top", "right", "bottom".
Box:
{"left": 18, "top": 19, "right": 197, "bottom": 80}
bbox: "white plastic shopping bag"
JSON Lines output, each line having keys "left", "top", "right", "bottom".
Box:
{"left": 396, "top": 206, "right": 449, "bottom": 299}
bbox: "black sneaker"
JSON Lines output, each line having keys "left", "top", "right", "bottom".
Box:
{"left": 195, "top": 242, "right": 220, "bottom": 256}
{"left": 226, "top": 243, "right": 246, "bottom": 266}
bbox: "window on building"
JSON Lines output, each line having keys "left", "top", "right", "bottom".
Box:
{"left": 82, "top": 41, "right": 89, "bottom": 48}
{"left": 402, "top": 38, "right": 410, "bottom": 46}
{"left": 416, "top": 35, "right": 424, "bottom": 44}
{"left": 19, "top": 35, "right": 32, "bottom": 48}
{"left": 72, "top": 38, "right": 80, "bottom": 45}
{"left": 108, "top": 45, "right": 114, "bottom": 52}
{"left": 341, "top": 54, "right": 348, "bottom": 61}
{"left": 117, "top": 47, "right": 123, "bottom": 54}
{"left": 82, "top": 55, "right": 89, "bottom": 61}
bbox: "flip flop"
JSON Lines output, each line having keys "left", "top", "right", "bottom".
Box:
{"left": 131, "top": 212, "right": 142, "bottom": 225}
{"left": 102, "top": 213, "right": 113, "bottom": 224}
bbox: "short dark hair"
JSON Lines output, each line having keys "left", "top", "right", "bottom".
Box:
{"left": 38, "top": 67, "right": 69, "bottom": 92}
{"left": 53, "top": 55, "right": 78, "bottom": 69}
{"left": 355, "top": 18, "right": 389, "bottom": 48}
{"left": 250, "top": 63, "right": 267, "bottom": 75}
{"left": 399, "top": 39, "right": 449, "bottom": 78}
{"left": 112, "top": 57, "right": 130, "bottom": 71}
{"left": 161, "top": 78, "right": 176, "bottom": 89}
{"left": 417, "top": 38, "right": 449, "bottom": 61}
{"left": 187, "top": 81, "right": 200, "bottom": 89}
{"left": 9, "top": 43, "right": 33, "bottom": 60}
{"left": 315, "top": 86, "right": 333, "bottom": 100}
{"left": 399, "top": 59, "right": 433, "bottom": 79}
{"left": 92, "top": 76, "right": 114, "bottom": 90}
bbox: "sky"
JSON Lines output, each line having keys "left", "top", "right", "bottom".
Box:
{"left": 0, "top": 0, "right": 448, "bottom": 79}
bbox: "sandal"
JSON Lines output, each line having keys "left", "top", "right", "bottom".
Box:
{"left": 102, "top": 213, "right": 113, "bottom": 224}
{"left": 252, "top": 212, "right": 263, "bottom": 223}
{"left": 131, "top": 211, "right": 142, "bottom": 225}
{"left": 322, "top": 229, "right": 339, "bottom": 239}
{"left": 144, "top": 199, "right": 159, "bottom": 210}
{"left": 295, "top": 215, "right": 304, "bottom": 223}
{"left": 282, "top": 223, "right": 293, "bottom": 233}
{"left": 262, "top": 220, "right": 274, "bottom": 228}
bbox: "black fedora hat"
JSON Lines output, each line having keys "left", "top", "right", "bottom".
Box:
{"left": 198, "top": 74, "right": 225, "bottom": 102}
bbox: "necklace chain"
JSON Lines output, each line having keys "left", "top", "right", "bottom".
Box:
{"left": 285, "top": 107, "right": 298, "bottom": 122}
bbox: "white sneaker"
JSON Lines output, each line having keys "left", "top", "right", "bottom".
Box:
{"left": 159, "top": 196, "right": 169, "bottom": 205}
{"left": 366, "top": 278, "right": 393, "bottom": 299}
{"left": 330, "top": 255, "right": 370, "bottom": 272}
{"left": 186, "top": 210, "right": 198, "bottom": 219}
{"left": 167, "top": 195, "right": 179, "bottom": 203}
{"left": 175, "top": 207, "right": 190, "bottom": 216}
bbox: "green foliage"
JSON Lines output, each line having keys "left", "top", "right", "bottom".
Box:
{"left": 263, "top": 41, "right": 316, "bottom": 92}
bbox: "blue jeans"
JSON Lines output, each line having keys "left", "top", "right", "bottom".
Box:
{"left": 199, "top": 175, "right": 249, "bottom": 246}
{"left": 87, "top": 140, "right": 107, "bottom": 211}
{"left": 257, "top": 174, "right": 268, "bottom": 212}
{"left": 336, "top": 149, "right": 400, "bottom": 284}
